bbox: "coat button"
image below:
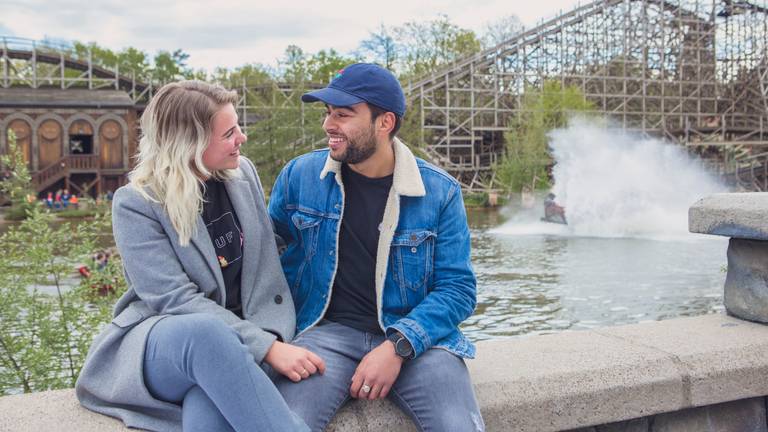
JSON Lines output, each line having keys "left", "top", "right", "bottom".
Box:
{"left": 410, "top": 234, "right": 418, "bottom": 241}
{"left": 274, "top": 295, "right": 283, "bottom": 304}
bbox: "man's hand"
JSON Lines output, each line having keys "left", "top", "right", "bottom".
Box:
{"left": 350, "top": 340, "right": 403, "bottom": 400}
{"left": 264, "top": 341, "right": 326, "bottom": 382}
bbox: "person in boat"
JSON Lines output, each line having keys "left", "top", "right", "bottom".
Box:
{"left": 543, "top": 193, "right": 567, "bottom": 224}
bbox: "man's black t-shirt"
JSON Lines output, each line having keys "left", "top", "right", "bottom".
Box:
{"left": 202, "top": 179, "right": 244, "bottom": 318}
{"left": 324, "top": 163, "right": 393, "bottom": 334}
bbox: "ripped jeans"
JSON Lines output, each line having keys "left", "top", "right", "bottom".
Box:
{"left": 272, "top": 321, "right": 485, "bottom": 432}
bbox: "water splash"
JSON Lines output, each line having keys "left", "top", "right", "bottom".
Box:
{"left": 492, "top": 118, "right": 728, "bottom": 239}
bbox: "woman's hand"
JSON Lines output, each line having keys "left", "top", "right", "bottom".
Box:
{"left": 264, "top": 341, "right": 326, "bottom": 382}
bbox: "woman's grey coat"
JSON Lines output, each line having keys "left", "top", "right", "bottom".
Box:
{"left": 75, "top": 157, "right": 296, "bottom": 432}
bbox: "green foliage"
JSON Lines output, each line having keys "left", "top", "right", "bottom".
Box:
{"left": 55, "top": 209, "right": 101, "bottom": 219}
{"left": 54, "top": 13, "right": 505, "bottom": 190}
{"left": 70, "top": 42, "right": 151, "bottom": 78}
{"left": 4, "top": 205, "right": 33, "bottom": 221}
{"left": 0, "top": 207, "right": 125, "bottom": 394}
{"left": 118, "top": 46, "right": 152, "bottom": 77}
{"left": 153, "top": 49, "right": 192, "bottom": 82}
{"left": 462, "top": 192, "right": 508, "bottom": 208}
{"left": 358, "top": 24, "right": 398, "bottom": 70}
{"left": 277, "top": 46, "right": 360, "bottom": 84}
{"left": 395, "top": 15, "right": 480, "bottom": 79}
{"left": 239, "top": 89, "right": 325, "bottom": 194}
{"left": 356, "top": 16, "right": 482, "bottom": 80}
{"left": 69, "top": 42, "right": 195, "bottom": 82}
{"left": 463, "top": 192, "right": 489, "bottom": 208}
{"left": 0, "top": 130, "right": 35, "bottom": 217}
{"left": 397, "top": 97, "right": 430, "bottom": 148}
{"left": 213, "top": 63, "right": 273, "bottom": 88}
{"left": 233, "top": 46, "right": 360, "bottom": 192}
{"left": 306, "top": 49, "right": 358, "bottom": 83}
{"left": 496, "top": 80, "right": 595, "bottom": 193}
{"left": 481, "top": 15, "right": 523, "bottom": 49}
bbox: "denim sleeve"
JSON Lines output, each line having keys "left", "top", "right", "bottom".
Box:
{"left": 268, "top": 160, "right": 296, "bottom": 245}
{"left": 387, "top": 183, "right": 477, "bottom": 358}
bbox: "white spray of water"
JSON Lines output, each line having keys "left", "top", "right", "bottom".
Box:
{"left": 492, "top": 118, "right": 728, "bottom": 239}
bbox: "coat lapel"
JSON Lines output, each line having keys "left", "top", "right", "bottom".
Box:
{"left": 225, "top": 176, "right": 260, "bottom": 310}
{"left": 190, "top": 215, "right": 227, "bottom": 305}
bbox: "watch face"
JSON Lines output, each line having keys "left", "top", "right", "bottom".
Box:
{"left": 396, "top": 337, "right": 413, "bottom": 357}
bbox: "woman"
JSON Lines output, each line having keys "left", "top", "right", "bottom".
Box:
{"left": 76, "top": 81, "right": 324, "bottom": 432}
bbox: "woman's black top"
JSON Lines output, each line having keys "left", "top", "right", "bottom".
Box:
{"left": 202, "top": 179, "right": 244, "bottom": 318}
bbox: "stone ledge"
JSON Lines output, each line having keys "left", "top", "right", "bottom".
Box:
{"left": 689, "top": 192, "right": 768, "bottom": 239}
{"left": 689, "top": 193, "right": 768, "bottom": 323}
{"left": 2, "top": 314, "right": 768, "bottom": 432}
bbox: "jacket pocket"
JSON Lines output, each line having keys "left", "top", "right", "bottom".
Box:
{"left": 291, "top": 211, "right": 322, "bottom": 259}
{"left": 390, "top": 230, "right": 436, "bottom": 298}
{"left": 111, "top": 306, "right": 145, "bottom": 329}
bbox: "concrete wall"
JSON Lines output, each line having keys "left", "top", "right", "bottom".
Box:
{"left": 3, "top": 313, "right": 768, "bottom": 432}
{"left": 4, "top": 193, "right": 768, "bottom": 431}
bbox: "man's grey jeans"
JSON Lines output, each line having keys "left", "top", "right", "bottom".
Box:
{"left": 272, "top": 321, "right": 485, "bottom": 432}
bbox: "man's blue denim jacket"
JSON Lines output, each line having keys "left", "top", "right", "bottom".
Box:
{"left": 268, "top": 139, "right": 477, "bottom": 359}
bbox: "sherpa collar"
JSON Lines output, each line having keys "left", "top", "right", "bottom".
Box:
{"left": 319, "top": 137, "right": 426, "bottom": 197}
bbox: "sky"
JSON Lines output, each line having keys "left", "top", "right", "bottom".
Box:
{"left": 2, "top": 0, "right": 583, "bottom": 72}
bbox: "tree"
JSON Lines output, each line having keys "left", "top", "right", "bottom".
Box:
{"left": 213, "top": 63, "right": 273, "bottom": 89}
{"left": 279, "top": 45, "right": 308, "bottom": 83}
{"left": 153, "top": 49, "right": 192, "bottom": 83}
{"left": 481, "top": 15, "right": 524, "bottom": 49}
{"left": 71, "top": 41, "right": 119, "bottom": 68}
{"left": 496, "top": 80, "right": 595, "bottom": 193}
{"left": 67, "top": 41, "right": 196, "bottom": 83}
{"left": 305, "top": 49, "right": 359, "bottom": 83}
{"left": 69, "top": 42, "right": 195, "bottom": 82}
{"left": 393, "top": 15, "right": 481, "bottom": 78}
{"left": 117, "top": 46, "right": 151, "bottom": 78}
{"left": 358, "top": 24, "right": 398, "bottom": 70}
{"left": 0, "top": 130, "right": 34, "bottom": 218}
{"left": 0, "top": 129, "right": 126, "bottom": 395}
{"left": 0, "top": 207, "right": 124, "bottom": 394}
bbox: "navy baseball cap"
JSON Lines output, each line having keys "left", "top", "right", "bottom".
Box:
{"left": 301, "top": 63, "right": 406, "bottom": 117}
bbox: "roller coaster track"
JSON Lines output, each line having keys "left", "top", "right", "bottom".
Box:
{"left": 2, "top": 0, "right": 768, "bottom": 191}
{"left": 1, "top": 36, "right": 156, "bottom": 103}
{"left": 402, "top": 0, "right": 768, "bottom": 190}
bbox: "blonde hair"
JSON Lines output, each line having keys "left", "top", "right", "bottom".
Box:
{"left": 129, "top": 80, "right": 240, "bottom": 246}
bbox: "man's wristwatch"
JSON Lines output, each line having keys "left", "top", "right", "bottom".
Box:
{"left": 387, "top": 331, "right": 414, "bottom": 360}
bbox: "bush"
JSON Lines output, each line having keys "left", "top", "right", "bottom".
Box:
{"left": 1, "top": 131, "right": 37, "bottom": 221}
{"left": 3, "top": 201, "right": 37, "bottom": 221}
{"left": 463, "top": 192, "right": 489, "bottom": 208}
{"left": 496, "top": 80, "right": 594, "bottom": 194}
{"left": 0, "top": 193, "right": 125, "bottom": 394}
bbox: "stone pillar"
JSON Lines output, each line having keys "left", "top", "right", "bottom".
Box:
{"left": 689, "top": 193, "right": 768, "bottom": 323}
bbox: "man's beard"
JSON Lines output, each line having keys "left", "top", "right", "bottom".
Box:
{"left": 330, "top": 126, "right": 377, "bottom": 164}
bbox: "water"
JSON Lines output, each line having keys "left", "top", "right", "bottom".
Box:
{"left": 1, "top": 121, "right": 731, "bottom": 343}
{"left": 464, "top": 209, "right": 726, "bottom": 341}
{"left": 549, "top": 118, "right": 727, "bottom": 238}
{"left": 462, "top": 120, "right": 729, "bottom": 341}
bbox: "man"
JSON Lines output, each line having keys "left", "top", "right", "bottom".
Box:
{"left": 269, "top": 63, "right": 484, "bottom": 432}
{"left": 543, "top": 193, "right": 567, "bottom": 224}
